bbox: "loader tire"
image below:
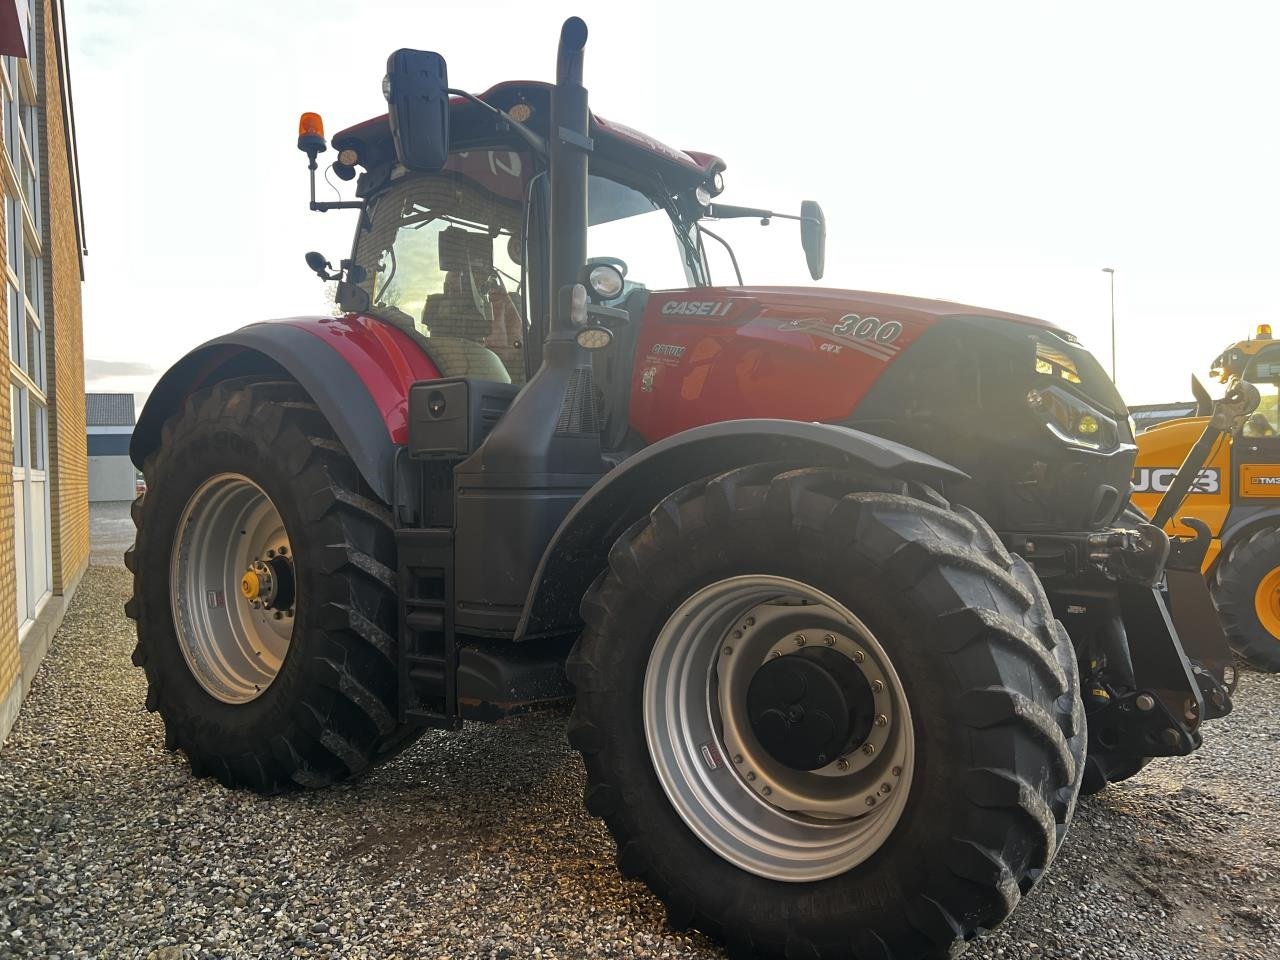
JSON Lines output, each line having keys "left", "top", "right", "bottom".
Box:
{"left": 567, "top": 464, "right": 1085, "bottom": 959}
{"left": 126, "top": 377, "right": 420, "bottom": 792}
{"left": 1212, "top": 525, "right": 1280, "bottom": 671}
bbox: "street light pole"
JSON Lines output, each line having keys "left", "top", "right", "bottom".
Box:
{"left": 1102, "top": 267, "right": 1116, "bottom": 382}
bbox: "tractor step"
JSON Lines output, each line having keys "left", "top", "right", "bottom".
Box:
{"left": 396, "top": 527, "right": 462, "bottom": 729}
{"left": 396, "top": 527, "right": 576, "bottom": 728}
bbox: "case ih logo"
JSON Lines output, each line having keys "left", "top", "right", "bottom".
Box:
{"left": 660, "top": 300, "right": 732, "bottom": 317}
{"left": 1132, "top": 467, "right": 1220, "bottom": 494}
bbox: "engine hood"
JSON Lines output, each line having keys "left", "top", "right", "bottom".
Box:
{"left": 682, "top": 285, "right": 1059, "bottom": 331}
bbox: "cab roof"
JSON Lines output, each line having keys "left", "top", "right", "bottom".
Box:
{"left": 332, "top": 81, "right": 725, "bottom": 189}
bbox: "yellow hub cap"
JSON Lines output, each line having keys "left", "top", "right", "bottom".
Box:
{"left": 240, "top": 570, "right": 261, "bottom": 601}
{"left": 1253, "top": 566, "right": 1280, "bottom": 637}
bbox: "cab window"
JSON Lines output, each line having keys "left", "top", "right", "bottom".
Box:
{"left": 1243, "top": 344, "right": 1280, "bottom": 436}
{"left": 354, "top": 150, "right": 529, "bottom": 384}
{"left": 586, "top": 175, "right": 703, "bottom": 293}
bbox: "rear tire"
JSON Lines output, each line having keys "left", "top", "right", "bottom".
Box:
{"left": 1211, "top": 525, "right": 1280, "bottom": 671}
{"left": 568, "top": 465, "right": 1085, "bottom": 958}
{"left": 125, "top": 378, "right": 420, "bottom": 791}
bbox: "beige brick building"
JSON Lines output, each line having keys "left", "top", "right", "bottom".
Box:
{"left": 0, "top": 0, "right": 86, "bottom": 741}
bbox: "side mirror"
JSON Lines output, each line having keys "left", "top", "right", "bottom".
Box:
{"left": 385, "top": 49, "right": 451, "bottom": 172}
{"left": 800, "top": 200, "right": 826, "bottom": 281}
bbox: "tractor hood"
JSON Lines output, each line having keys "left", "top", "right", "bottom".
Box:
{"left": 630, "top": 284, "right": 1132, "bottom": 530}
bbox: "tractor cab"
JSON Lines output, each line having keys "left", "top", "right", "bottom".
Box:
{"left": 319, "top": 84, "right": 720, "bottom": 386}
{"left": 307, "top": 82, "right": 823, "bottom": 397}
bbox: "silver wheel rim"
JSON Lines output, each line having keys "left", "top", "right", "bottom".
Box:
{"left": 643, "top": 575, "right": 914, "bottom": 882}
{"left": 170, "top": 474, "right": 296, "bottom": 704}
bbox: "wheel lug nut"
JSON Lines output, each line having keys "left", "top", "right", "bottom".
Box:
{"left": 875, "top": 714, "right": 888, "bottom": 727}
{"left": 794, "top": 635, "right": 807, "bottom": 646}
{"left": 852, "top": 651, "right": 865, "bottom": 663}
{"left": 892, "top": 766, "right": 902, "bottom": 777}
{"left": 865, "top": 796, "right": 877, "bottom": 807}
{"left": 837, "top": 758, "right": 849, "bottom": 771}
{"left": 746, "top": 771, "right": 756, "bottom": 781}
{"left": 267, "top": 549, "right": 276, "bottom": 558}
{"left": 771, "top": 651, "right": 782, "bottom": 659}
{"left": 273, "top": 611, "right": 283, "bottom": 620}
{"left": 862, "top": 743, "right": 875, "bottom": 756}
{"left": 761, "top": 786, "right": 771, "bottom": 796}
{"left": 823, "top": 634, "right": 835, "bottom": 646}
{"left": 732, "top": 629, "right": 743, "bottom": 639}
{"left": 879, "top": 784, "right": 891, "bottom": 795}
{"left": 744, "top": 617, "right": 755, "bottom": 627}
{"left": 733, "top": 754, "right": 743, "bottom": 764}
{"left": 871, "top": 680, "right": 884, "bottom": 693}
{"left": 278, "top": 545, "right": 288, "bottom": 555}
{"left": 722, "top": 646, "right": 733, "bottom": 656}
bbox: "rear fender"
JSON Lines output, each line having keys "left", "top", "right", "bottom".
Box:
{"left": 131, "top": 316, "right": 439, "bottom": 505}
{"left": 515, "top": 419, "right": 968, "bottom": 639}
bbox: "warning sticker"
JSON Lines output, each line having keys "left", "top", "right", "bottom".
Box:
{"left": 699, "top": 741, "right": 723, "bottom": 771}
{"left": 206, "top": 590, "right": 226, "bottom": 609}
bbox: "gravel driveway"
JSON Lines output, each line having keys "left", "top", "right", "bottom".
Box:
{"left": 2, "top": 562, "right": 1278, "bottom": 959}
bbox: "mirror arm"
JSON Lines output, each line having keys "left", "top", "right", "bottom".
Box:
{"left": 446, "top": 88, "right": 547, "bottom": 156}
{"left": 705, "top": 203, "right": 823, "bottom": 228}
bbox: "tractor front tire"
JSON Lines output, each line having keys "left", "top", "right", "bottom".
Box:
{"left": 1212, "top": 525, "right": 1280, "bottom": 671}
{"left": 126, "top": 378, "right": 418, "bottom": 791}
{"left": 568, "top": 465, "right": 1085, "bottom": 959}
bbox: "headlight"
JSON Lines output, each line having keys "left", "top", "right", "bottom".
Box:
{"left": 587, "top": 263, "right": 625, "bottom": 301}
{"left": 1027, "top": 386, "right": 1119, "bottom": 451}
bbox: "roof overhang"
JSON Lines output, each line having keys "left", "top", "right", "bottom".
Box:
{"left": 0, "top": 0, "right": 28, "bottom": 57}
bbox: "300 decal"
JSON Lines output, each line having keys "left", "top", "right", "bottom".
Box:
{"left": 833, "top": 314, "right": 903, "bottom": 345}
{"left": 1132, "top": 467, "right": 1220, "bottom": 494}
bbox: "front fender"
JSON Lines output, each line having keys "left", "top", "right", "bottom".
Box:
{"left": 515, "top": 419, "right": 967, "bottom": 639}
{"left": 131, "top": 316, "right": 439, "bottom": 505}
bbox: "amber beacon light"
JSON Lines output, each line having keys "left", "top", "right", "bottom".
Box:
{"left": 297, "top": 112, "right": 327, "bottom": 159}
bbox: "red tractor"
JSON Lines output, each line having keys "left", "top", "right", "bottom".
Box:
{"left": 126, "top": 19, "right": 1234, "bottom": 959}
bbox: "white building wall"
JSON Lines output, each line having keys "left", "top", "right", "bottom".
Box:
{"left": 88, "top": 456, "right": 136, "bottom": 502}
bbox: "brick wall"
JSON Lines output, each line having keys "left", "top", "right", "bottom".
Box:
{"left": 40, "top": 0, "right": 87, "bottom": 593}
{"left": 0, "top": 161, "right": 16, "bottom": 703}
{"left": 0, "top": 0, "right": 86, "bottom": 731}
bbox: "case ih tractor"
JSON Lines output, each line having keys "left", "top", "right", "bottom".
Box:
{"left": 1133, "top": 326, "right": 1280, "bottom": 670}
{"left": 125, "top": 18, "right": 1235, "bottom": 959}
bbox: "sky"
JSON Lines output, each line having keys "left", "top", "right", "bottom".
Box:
{"left": 68, "top": 0, "right": 1280, "bottom": 408}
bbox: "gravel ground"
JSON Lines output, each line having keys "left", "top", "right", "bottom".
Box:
{"left": 88, "top": 501, "right": 134, "bottom": 567}
{"left": 2, "top": 561, "right": 1279, "bottom": 959}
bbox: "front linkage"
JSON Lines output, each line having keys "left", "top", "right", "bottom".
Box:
{"left": 1008, "top": 384, "right": 1258, "bottom": 776}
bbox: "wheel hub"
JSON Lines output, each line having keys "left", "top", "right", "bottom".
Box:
{"left": 240, "top": 554, "right": 295, "bottom": 611}
{"left": 747, "top": 647, "right": 874, "bottom": 770}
